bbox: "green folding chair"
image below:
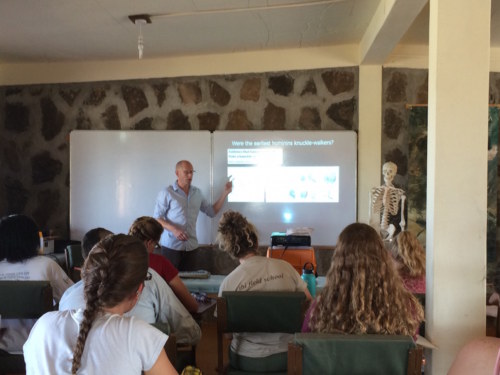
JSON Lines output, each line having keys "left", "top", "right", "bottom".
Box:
{"left": 0, "top": 280, "right": 54, "bottom": 374}
{"left": 217, "top": 291, "right": 308, "bottom": 375}
{"left": 65, "top": 244, "right": 84, "bottom": 282}
{"left": 288, "top": 333, "right": 423, "bottom": 375}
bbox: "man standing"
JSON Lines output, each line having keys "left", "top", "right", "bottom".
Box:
{"left": 154, "top": 160, "right": 232, "bottom": 269}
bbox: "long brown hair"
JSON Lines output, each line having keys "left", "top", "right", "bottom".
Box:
{"left": 71, "top": 234, "right": 148, "bottom": 373}
{"left": 308, "top": 223, "right": 423, "bottom": 336}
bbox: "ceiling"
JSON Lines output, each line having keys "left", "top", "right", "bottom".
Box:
{"left": 0, "top": 0, "right": 498, "bottom": 64}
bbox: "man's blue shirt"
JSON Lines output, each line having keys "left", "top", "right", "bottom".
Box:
{"left": 154, "top": 181, "right": 215, "bottom": 251}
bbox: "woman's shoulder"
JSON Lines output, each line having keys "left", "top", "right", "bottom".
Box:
{"left": 8, "top": 255, "right": 55, "bottom": 270}
{"left": 102, "top": 314, "right": 167, "bottom": 337}
{"left": 35, "top": 255, "right": 71, "bottom": 278}
{"left": 267, "top": 256, "right": 302, "bottom": 273}
{"left": 29, "top": 255, "right": 57, "bottom": 266}
{"left": 150, "top": 253, "right": 175, "bottom": 269}
{"left": 35, "top": 309, "right": 73, "bottom": 327}
{"left": 149, "top": 253, "right": 166, "bottom": 265}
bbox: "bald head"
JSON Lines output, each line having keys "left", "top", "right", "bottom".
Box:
{"left": 175, "top": 160, "right": 195, "bottom": 190}
{"left": 176, "top": 160, "right": 192, "bottom": 170}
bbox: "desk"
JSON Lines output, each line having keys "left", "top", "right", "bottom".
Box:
{"left": 185, "top": 275, "right": 226, "bottom": 294}
{"left": 184, "top": 275, "right": 326, "bottom": 295}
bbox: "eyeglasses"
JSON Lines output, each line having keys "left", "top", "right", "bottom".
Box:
{"left": 145, "top": 271, "right": 152, "bottom": 281}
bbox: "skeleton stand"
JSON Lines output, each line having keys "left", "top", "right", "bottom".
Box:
{"left": 369, "top": 185, "right": 406, "bottom": 240}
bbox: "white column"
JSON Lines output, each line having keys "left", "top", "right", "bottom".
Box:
{"left": 427, "top": 0, "right": 490, "bottom": 373}
{"left": 358, "top": 65, "right": 382, "bottom": 223}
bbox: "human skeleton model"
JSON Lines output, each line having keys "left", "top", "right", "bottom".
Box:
{"left": 369, "top": 162, "right": 406, "bottom": 240}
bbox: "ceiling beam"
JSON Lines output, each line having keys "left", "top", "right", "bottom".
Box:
{"left": 359, "top": 0, "right": 428, "bottom": 65}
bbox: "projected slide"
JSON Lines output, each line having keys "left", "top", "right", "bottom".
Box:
{"left": 228, "top": 164, "right": 339, "bottom": 203}
{"left": 213, "top": 131, "right": 357, "bottom": 246}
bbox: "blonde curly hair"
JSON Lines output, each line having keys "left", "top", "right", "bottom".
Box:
{"left": 216, "top": 210, "right": 258, "bottom": 259}
{"left": 308, "top": 223, "right": 423, "bottom": 336}
{"left": 391, "top": 230, "right": 426, "bottom": 278}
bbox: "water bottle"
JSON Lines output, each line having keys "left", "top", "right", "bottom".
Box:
{"left": 38, "top": 231, "right": 44, "bottom": 254}
{"left": 301, "top": 262, "right": 316, "bottom": 297}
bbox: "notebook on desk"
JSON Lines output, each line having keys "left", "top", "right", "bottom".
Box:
{"left": 179, "top": 270, "right": 211, "bottom": 279}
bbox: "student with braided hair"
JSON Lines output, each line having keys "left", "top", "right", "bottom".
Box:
{"left": 302, "top": 223, "right": 423, "bottom": 338}
{"left": 23, "top": 234, "right": 178, "bottom": 375}
{"left": 59, "top": 228, "right": 201, "bottom": 346}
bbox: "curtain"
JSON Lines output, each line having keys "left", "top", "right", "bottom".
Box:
{"left": 407, "top": 106, "right": 498, "bottom": 262}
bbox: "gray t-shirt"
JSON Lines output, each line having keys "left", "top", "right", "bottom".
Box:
{"left": 218, "top": 255, "right": 307, "bottom": 357}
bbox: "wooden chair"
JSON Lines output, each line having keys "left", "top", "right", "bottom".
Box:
{"left": 152, "top": 322, "right": 195, "bottom": 372}
{"left": 0, "top": 280, "right": 54, "bottom": 374}
{"left": 287, "top": 333, "right": 423, "bottom": 375}
{"left": 164, "top": 333, "right": 177, "bottom": 367}
{"left": 216, "top": 291, "right": 308, "bottom": 375}
{"left": 65, "top": 243, "right": 84, "bottom": 282}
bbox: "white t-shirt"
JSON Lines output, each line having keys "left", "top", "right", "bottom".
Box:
{"left": 60, "top": 268, "right": 201, "bottom": 345}
{"left": 23, "top": 309, "right": 167, "bottom": 375}
{"left": 218, "top": 255, "right": 308, "bottom": 358}
{"left": 0, "top": 256, "right": 73, "bottom": 300}
{"left": 0, "top": 256, "right": 74, "bottom": 353}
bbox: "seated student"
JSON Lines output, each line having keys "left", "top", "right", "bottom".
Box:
{"left": 128, "top": 216, "right": 199, "bottom": 313}
{"left": 59, "top": 227, "right": 113, "bottom": 310}
{"left": 302, "top": 223, "right": 423, "bottom": 338}
{"left": 216, "top": 210, "right": 312, "bottom": 373}
{"left": 23, "top": 234, "right": 178, "bottom": 375}
{"left": 60, "top": 228, "right": 201, "bottom": 346}
{"left": 0, "top": 214, "right": 73, "bottom": 354}
{"left": 387, "top": 230, "right": 426, "bottom": 293}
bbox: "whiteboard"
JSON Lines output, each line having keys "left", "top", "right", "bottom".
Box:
{"left": 69, "top": 130, "right": 212, "bottom": 241}
{"left": 70, "top": 130, "right": 357, "bottom": 246}
{"left": 212, "top": 131, "right": 357, "bottom": 246}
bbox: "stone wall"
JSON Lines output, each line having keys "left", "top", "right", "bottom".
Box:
{"left": 3, "top": 66, "right": 498, "bottom": 274}
{"left": 491, "top": 72, "right": 500, "bottom": 266}
{"left": 381, "top": 68, "right": 428, "bottom": 190}
{"left": 0, "top": 67, "right": 358, "bottom": 246}
{"left": 382, "top": 68, "right": 500, "bottom": 200}
{"left": 382, "top": 68, "right": 500, "bottom": 267}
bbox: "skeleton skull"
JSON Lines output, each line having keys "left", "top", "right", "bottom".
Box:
{"left": 382, "top": 162, "right": 397, "bottom": 186}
